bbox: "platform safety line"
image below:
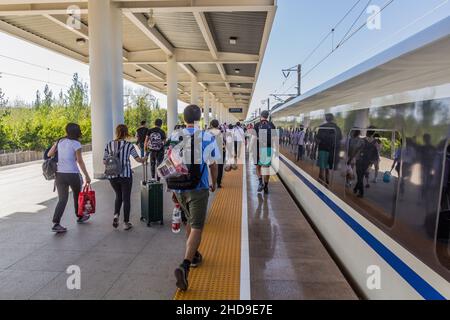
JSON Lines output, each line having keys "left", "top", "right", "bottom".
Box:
{"left": 173, "top": 166, "right": 243, "bottom": 300}
{"left": 240, "top": 160, "right": 251, "bottom": 300}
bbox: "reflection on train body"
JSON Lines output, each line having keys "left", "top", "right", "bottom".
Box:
{"left": 274, "top": 98, "right": 450, "bottom": 281}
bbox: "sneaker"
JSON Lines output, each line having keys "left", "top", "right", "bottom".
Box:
{"left": 191, "top": 252, "right": 203, "bottom": 268}
{"left": 77, "top": 215, "right": 90, "bottom": 224}
{"left": 174, "top": 264, "right": 189, "bottom": 291}
{"left": 124, "top": 222, "right": 133, "bottom": 231}
{"left": 113, "top": 214, "right": 119, "bottom": 229}
{"left": 257, "top": 182, "right": 264, "bottom": 193}
{"left": 52, "top": 224, "right": 67, "bottom": 233}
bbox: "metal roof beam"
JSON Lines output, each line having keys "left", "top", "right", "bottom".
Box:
{"left": 136, "top": 64, "right": 166, "bottom": 81}
{"left": 0, "top": 1, "right": 274, "bottom": 15}
{"left": 123, "top": 12, "right": 174, "bottom": 56}
{"left": 124, "top": 49, "right": 259, "bottom": 64}
{"left": 0, "top": 19, "right": 88, "bottom": 63}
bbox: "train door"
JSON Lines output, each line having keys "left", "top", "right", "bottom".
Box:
{"left": 437, "top": 142, "right": 450, "bottom": 268}
{"left": 343, "top": 128, "right": 401, "bottom": 227}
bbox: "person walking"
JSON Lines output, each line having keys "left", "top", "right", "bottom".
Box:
{"left": 233, "top": 122, "right": 245, "bottom": 162}
{"left": 47, "top": 123, "right": 91, "bottom": 233}
{"left": 297, "top": 126, "right": 306, "bottom": 161}
{"left": 315, "top": 113, "right": 342, "bottom": 186}
{"left": 254, "top": 110, "right": 276, "bottom": 194}
{"left": 144, "top": 119, "right": 166, "bottom": 181}
{"left": 208, "top": 119, "right": 225, "bottom": 188}
{"left": 135, "top": 120, "right": 148, "bottom": 158}
{"left": 104, "top": 124, "right": 147, "bottom": 230}
{"left": 172, "top": 105, "right": 219, "bottom": 291}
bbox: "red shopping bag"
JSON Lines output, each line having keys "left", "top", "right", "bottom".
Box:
{"left": 77, "top": 184, "right": 96, "bottom": 217}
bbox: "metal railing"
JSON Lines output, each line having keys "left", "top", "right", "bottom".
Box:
{"left": 0, "top": 144, "right": 92, "bottom": 167}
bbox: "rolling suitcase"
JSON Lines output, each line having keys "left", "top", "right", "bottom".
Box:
{"left": 140, "top": 161, "right": 164, "bottom": 227}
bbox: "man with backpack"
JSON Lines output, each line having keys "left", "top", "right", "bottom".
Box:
{"left": 170, "top": 105, "right": 219, "bottom": 292}
{"left": 254, "top": 110, "right": 276, "bottom": 194}
{"left": 144, "top": 119, "right": 166, "bottom": 181}
{"left": 315, "top": 113, "right": 342, "bottom": 186}
{"left": 354, "top": 129, "right": 379, "bottom": 198}
{"left": 135, "top": 120, "right": 148, "bottom": 158}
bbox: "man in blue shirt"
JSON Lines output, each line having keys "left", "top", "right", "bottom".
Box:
{"left": 173, "top": 105, "right": 219, "bottom": 291}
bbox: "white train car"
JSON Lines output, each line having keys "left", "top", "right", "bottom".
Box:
{"left": 270, "top": 17, "right": 450, "bottom": 299}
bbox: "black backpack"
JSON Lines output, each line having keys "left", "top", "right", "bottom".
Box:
{"left": 42, "top": 142, "right": 59, "bottom": 181}
{"left": 359, "top": 139, "right": 378, "bottom": 164}
{"left": 258, "top": 121, "right": 274, "bottom": 147}
{"left": 104, "top": 141, "right": 125, "bottom": 177}
{"left": 166, "top": 132, "right": 206, "bottom": 191}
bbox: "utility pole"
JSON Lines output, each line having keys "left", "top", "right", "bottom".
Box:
{"left": 267, "top": 97, "right": 270, "bottom": 111}
{"left": 282, "top": 64, "right": 302, "bottom": 97}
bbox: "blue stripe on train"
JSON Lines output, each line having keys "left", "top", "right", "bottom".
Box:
{"left": 280, "top": 156, "right": 446, "bottom": 300}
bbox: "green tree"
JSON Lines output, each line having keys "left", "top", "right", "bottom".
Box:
{"left": 42, "top": 84, "right": 53, "bottom": 109}
{"left": 0, "top": 88, "right": 8, "bottom": 107}
{"left": 34, "top": 90, "right": 41, "bottom": 109}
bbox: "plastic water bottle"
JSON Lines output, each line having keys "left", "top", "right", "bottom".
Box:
{"left": 171, "top": 205, "right": 182, "bottom": 234}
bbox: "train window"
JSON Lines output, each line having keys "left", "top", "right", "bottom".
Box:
{"left": 343, "top": 128, "right": 401, "bottom": 227}
{"left": 437, "top": 143, "right": 450, "bottom": 268}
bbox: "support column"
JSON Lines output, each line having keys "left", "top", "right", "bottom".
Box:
{"left": 190, "top": 77, "right": 199, "bottom": 105}
{"left": 111, "top": 3, "right": 124, "bottom": 130}
{"left": 88, "top": 0, "right": 113, "bottom": 179}
{"left": 203, "top": 90, "right": 210, "bottom": 129}
{"left": 167, "top": 55, "right": 178, "bottom": 135}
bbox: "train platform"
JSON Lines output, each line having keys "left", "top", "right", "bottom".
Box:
{"left": 0, "top": 155, "right": 356, "bottom": 300}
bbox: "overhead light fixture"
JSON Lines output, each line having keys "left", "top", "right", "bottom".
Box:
{"left": 237, "top": 84, "right": 241, "bottom": 88}
{"left": 147, "top": 9, "right": 156, "bottom": 28}
{"left": 229, "top": 37, "right": 237, "bottom": 45}
{"left": 76, "top": 38, "right": 86, "bottom": 46}
{"left": 135, "top": 69, "right": 142, "bottom": 73}
{"left": 234, "top": 68, "right": 240, "bottom": 74}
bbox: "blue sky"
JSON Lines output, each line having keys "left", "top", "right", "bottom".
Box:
{"left": 0, "top": 0, "right": 449, "bottom": 118}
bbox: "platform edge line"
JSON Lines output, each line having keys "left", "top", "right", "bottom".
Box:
{"left": 240, "top": 161, "right": 251, "bottom": 300}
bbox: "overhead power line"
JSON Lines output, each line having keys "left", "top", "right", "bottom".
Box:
{"left": 0, "top": 53, "right": 73, "bottom": 77}
{"left": 335, "top": 0, "right": 373, "bottom": 49}
{"left": 0, "top": 71, "right": 69, "bottom": 88}
{"left": 274, "top": 0, "right": 365, "bottom": 96}
{"left": 301, "top": 0, "right": 396, "bottom": 81}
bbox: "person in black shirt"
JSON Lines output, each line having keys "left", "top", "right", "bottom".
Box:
{"left": 144, "top": 119, "right": 167, "bottom": 181}
{"left": 254, "top": 110, "right": 276, "bottom": 194}
{"left": 315, "top": 113, "right": 342, "bottom": 186}
{"left": 135, "top": 120, "right": 148, "bottom": 158}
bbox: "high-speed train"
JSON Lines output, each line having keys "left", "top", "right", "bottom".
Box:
{"left": 262, "top": 17, "right": 450, "bottom": 299}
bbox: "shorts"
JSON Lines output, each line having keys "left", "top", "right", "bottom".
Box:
{"left": 174, "top": 189, "right": 209, "bottom": 229}
{"left": 258, "top": 147, "right": 272, "bottom": 167}
{"left": 317, "top": 151, "right": 330, "bottom": 169}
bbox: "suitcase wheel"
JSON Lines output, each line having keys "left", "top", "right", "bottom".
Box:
{"left": 147, "top": 222, "right": 152, "bottom": 227}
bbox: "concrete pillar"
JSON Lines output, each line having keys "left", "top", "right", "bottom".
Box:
{"left": 88, "top": 0, "right": 113, "bottom": 179}
{"left": 167, "top": 55, "right": 178, "bottom": 135}
{"left": 111, "top": 3, "right": 124, "bottom": 130}
{"left": 203, "top": 90, "right": 210, "bottom": 129}
{"left": 190, "top": 77, "right": 199, "bottom": 105}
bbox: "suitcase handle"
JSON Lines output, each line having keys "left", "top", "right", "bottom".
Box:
{"left": 143, "top": 157, "right": 159, "bottom": 182}
{"left": 143, "top": 159, "right": 148, "bottom": 182}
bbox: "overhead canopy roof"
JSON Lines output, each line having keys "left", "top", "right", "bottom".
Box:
{"left": 273, "top": 16, "right": 450, "bottom": 118}
{"left": 0, "top": 0, "right": 277, "bottom": 118}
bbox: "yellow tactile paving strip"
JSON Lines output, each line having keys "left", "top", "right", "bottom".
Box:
{"left": 174, "top": 166, "right": 243, "bottom": 300}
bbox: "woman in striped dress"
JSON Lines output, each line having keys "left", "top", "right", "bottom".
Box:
{"left": 104, "top": 124, "right": 147, "bottom": 230}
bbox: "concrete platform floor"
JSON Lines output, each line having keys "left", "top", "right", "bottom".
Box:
{"left": 246, "top": 163, "right": 358, "bottom": 300}
{"left": 0, "top": 155, "right": 192, "bottom": 300}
